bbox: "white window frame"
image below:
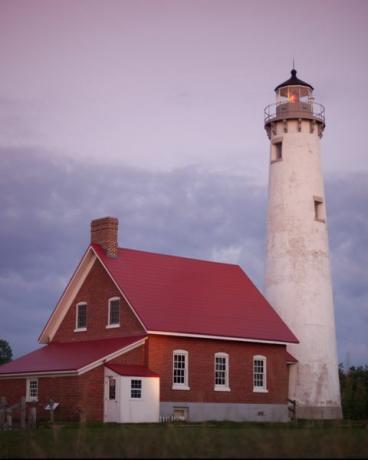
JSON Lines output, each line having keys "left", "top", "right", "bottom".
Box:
{"left": 74, "top": 302, "right": 87, "bottom": 332}
{"left": 106, "top": 297, "right": 121, "bottom": 329}
{"left": 214, "top": 352, "right": 230, "bottom": 391}
{"left": 130, "top": 379, "right": 143, "bottom": 399}
{"left": 253, "top": 355, "right": 268, "bottom": 393}
{"left": 26, "top": 378, "right": 39, "bottom": 402}
{"left": 172, "top": 350, "right": 190, "bottom": 390}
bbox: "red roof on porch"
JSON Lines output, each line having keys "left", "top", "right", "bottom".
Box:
{"left": 285, "top": 351, "right": 298, "bottom": 363}
{"left": 93, "top": 244, "right": 298, "bottom": 344}
{"left": 106, "top": 363, "right": 159, "bottom": 378}
{"left": 0, "top": 336, "right": 146, "bottom": 376}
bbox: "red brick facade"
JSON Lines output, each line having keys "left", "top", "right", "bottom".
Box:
{"left": 146, "top": 335, "right": 289, "bottom": 404}
{"left": 53, "top": 259, "right": 145, "bottom": 343}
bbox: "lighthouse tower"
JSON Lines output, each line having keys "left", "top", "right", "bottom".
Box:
{"left": 264, "top": 69, "right": 342, "bottom": 419}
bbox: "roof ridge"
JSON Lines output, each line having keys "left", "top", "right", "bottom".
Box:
{"left": 114, "top": 245, "right": 241, "bottom": 268}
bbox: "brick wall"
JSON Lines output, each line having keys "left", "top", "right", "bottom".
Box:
{"left": 53, "top": 259, "right": 145, "bottom": 342}
{"left": 147, "top": 335, "right": 289, "bottom": 404}
{"left": 0, "top": 346, "right": 146, "bottom": 422}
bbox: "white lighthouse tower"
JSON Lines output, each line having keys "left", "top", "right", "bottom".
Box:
{"left": 264, "top": 69, "right": 342, "bottom": 419}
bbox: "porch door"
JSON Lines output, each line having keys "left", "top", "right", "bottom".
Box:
{"left": 104, "top": 375, "right": 120, "bottom": 422}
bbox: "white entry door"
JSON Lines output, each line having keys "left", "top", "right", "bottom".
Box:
{"left": 104, "top": 374, "right": 120, "bottom": 422}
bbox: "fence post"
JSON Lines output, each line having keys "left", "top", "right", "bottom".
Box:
{"left": 28, "top": 406, "right": 37, "bottom": 428}
{"left": 0, "top": 396, "right": 7, "bottom": 430}
{"left": 49, "top": 399, "right": 55, "bottom": 425}
{"left": 6, "top": 408, "right": 12, "bottom": 430}
{"left": 20, "top": 396, "right": 26, "bottom": 429}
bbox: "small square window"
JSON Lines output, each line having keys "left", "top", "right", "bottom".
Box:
{"left": 131, "top": 379, "right": 142, "bottom": 399}
{"left": 173, "top": 407, "right": 188, "bottom": 421}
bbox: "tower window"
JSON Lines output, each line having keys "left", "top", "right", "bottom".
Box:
{"left": 314, "top": 197, "right": 325, "bottom": 222}
{"left": 271, "top": 141, "right": 282, "bottom": 162}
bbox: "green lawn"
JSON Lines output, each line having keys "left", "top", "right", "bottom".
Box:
{"left": 0, "top": 420, "right": 367, "bottom": 458}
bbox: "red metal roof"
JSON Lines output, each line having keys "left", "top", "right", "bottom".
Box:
{"left": 92, "top": 244, "right": 298, "bottom": 344}
{"left": 0, "top": 336, "right": 146, "bottom": 376}
{"left": 106, "top": 363, "right": 159, "bottom": 378}
{"left": 286, "top": 351, "right": 298, "bottom": 363}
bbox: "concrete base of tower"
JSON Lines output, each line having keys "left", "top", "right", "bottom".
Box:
{"left": 295, "top": 405, "right": 343, "bottom": 420}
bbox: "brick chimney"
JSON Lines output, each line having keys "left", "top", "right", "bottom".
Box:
{"left": 90, "top": 217, "right": 119, "bottom": 257}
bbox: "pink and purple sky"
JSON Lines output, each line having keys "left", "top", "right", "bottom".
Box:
{"left": 0, "top": 0, "right": 367, "bottom": 366}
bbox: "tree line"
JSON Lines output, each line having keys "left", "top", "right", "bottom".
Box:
{"left": 339, "top": 363, "right": 368, "bottom": 419}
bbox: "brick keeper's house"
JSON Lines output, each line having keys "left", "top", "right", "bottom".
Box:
{"left": 0, "top": 217, "right": 298, "bottom": 423}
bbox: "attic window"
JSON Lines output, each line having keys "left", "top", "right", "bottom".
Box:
{"left": 314, "top": 196, "right": 325, "bottom": 222}
{"left": 107, "top": 297, "right": 121, "bottom": 328}
{"left": 75, "top": 302, "right": 87, "bottom": 331}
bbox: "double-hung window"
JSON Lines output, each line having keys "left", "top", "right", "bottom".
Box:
{"left": 172, "top": 350, "right": 189, "bottom": 390}
{"left": 253, "top": 355, "right": 268, "bottom": 392}
{"left": 131, "top": 380, "right": 142, "bottom": 399}
{"left": 214, "top": 352, "right": 230, "bottom": 391}
{"left": 107, "top": 297, "right": 120, "bottom": 328}
{"left": 26, "top": 378, "right": 38, "bottom": 402}
{"left": 75, "top": 302, "right": 87, "bottom": 331}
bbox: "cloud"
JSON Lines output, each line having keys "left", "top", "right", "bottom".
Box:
{"left": 0, "top": 147, "right": 367, "bottom": 367}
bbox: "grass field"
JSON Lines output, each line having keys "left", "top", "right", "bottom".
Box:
{"left": 0, "top": 420, "right": 367, "bottom": 458}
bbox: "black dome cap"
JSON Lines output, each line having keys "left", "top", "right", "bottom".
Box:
{"left": 274, "top": 69, "right": 314, "bottom": 92}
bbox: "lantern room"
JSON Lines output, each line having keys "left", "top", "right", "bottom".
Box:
{"left": 264, "top": 68, "right": 325, "bottom": 129}
{"left": 275, "top": 69, "right": 314, "bottom": 104}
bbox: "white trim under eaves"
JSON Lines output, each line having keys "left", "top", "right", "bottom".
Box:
{"left": 38, "top": 248, "right": 97, "bottom": 344}
{"left": 0, "top": 370, "right": 78, "bottom": 379}
{"left": 91, "top": 247, "right": 147, "bottom": 333}
{"left": 147, "top": 330, "right": 294, "bottom": 346}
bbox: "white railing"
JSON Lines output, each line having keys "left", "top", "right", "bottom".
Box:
{"left": 264, "top": 101, "right": 325, "bottom": 124}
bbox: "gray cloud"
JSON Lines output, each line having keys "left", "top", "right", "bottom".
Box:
{"left": 0, "top": 147, "right": 367, "bottom": 366}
